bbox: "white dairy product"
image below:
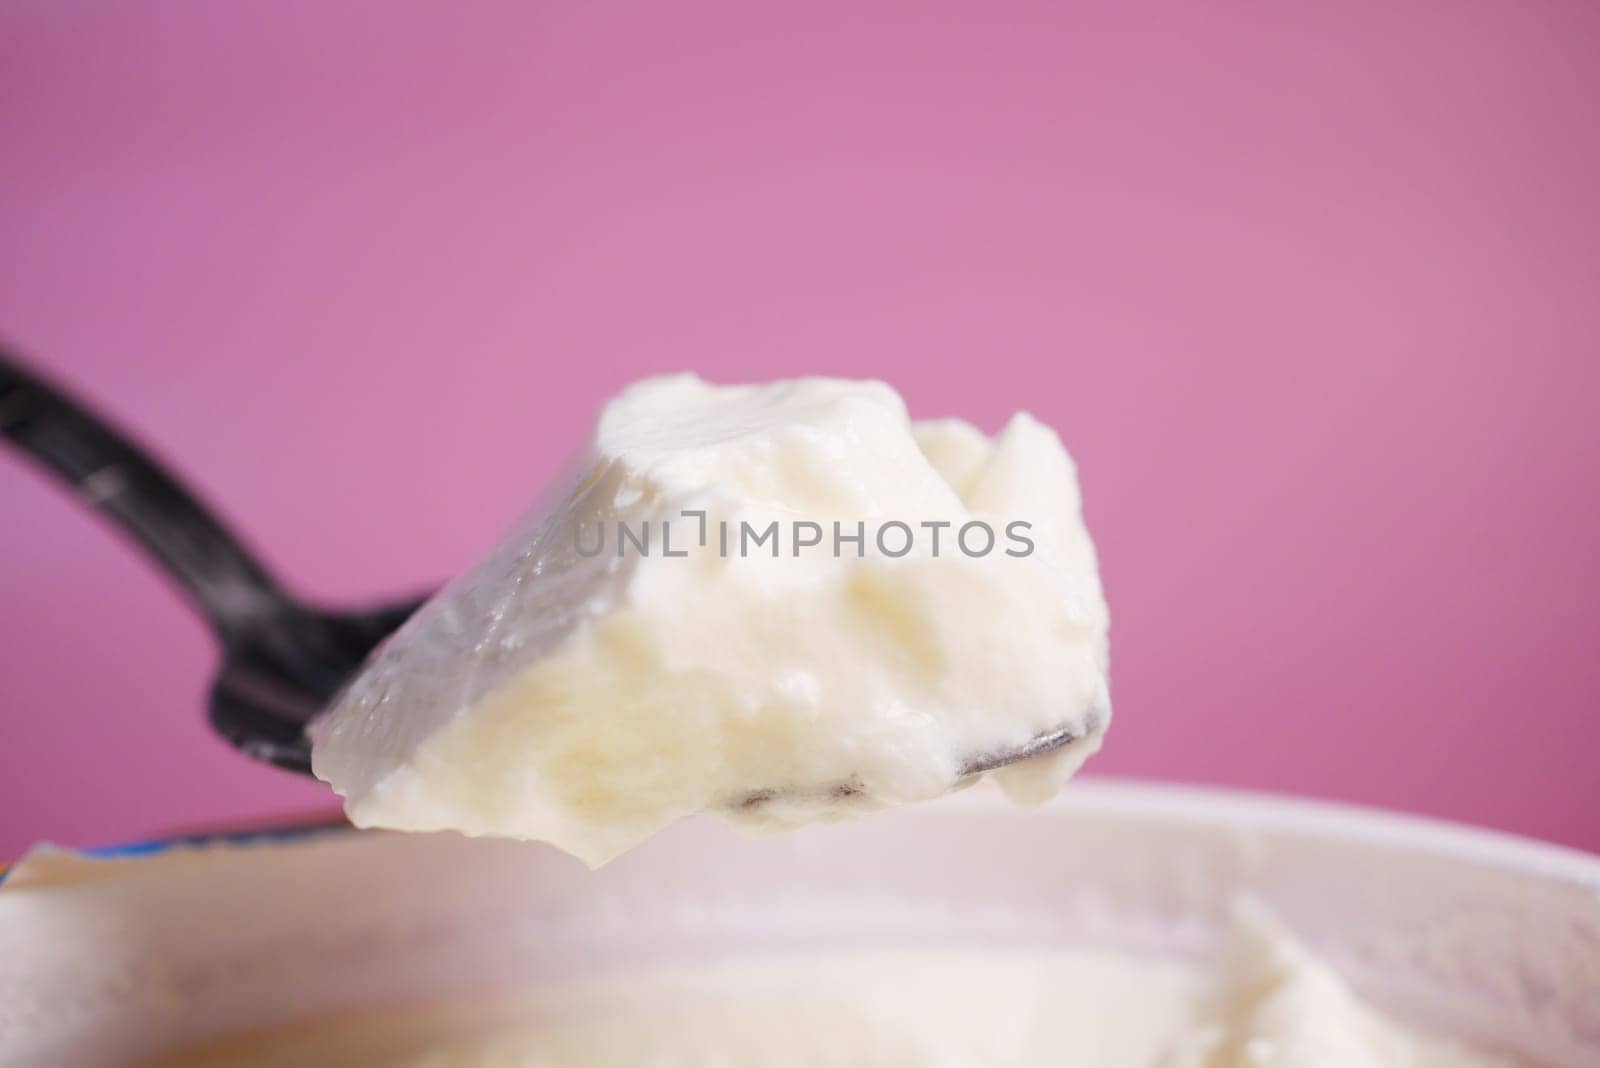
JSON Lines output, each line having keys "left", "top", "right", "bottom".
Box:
{"left": 160, "top": 909, "right": 1517, "bottom": 1067}
{"left": 312, "top": 375, "right": 1111, "bottom": 865}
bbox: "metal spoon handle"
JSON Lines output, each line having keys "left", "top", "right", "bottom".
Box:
{"left": 0, "top": 345, "right": 296, "bottom": 644}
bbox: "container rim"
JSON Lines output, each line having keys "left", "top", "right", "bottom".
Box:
{"left": 1058, "top": 777, "right": 1600, "bottom": 889}
{"left": 5, "top": 777, "right": 1597, "bottom": 890}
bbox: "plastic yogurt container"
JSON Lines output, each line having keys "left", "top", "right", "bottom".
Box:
{"left": 2, "top": 781, "right": 1596, "bottom": 1065}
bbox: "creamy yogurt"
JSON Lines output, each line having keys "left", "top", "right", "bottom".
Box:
{"left": 158, "top": 907, "right": 1517, "bottom": 1067}
{"left": 313, "top": 376, "right": 1111, "bottom": 866}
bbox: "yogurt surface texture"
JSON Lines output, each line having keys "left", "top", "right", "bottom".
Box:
{"left": 160, "top": 909, "right": 1518, "bottom": 1068}
{"left": 312, "top": 375, "right": 1111, "bottom": 865}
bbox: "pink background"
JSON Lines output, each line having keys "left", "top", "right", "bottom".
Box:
{"left": 2, "top": 3, "right": 1597, "bottom": 861}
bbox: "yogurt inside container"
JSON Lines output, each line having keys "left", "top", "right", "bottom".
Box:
{"left": 2, "top": 782, "right": 1596, "bottom": 1066}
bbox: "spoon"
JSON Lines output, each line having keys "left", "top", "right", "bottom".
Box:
{"left": 0, "top": 346, "right": 423, "bottom": 775}
{"left": 0, "top": 344, "right": 1090, "bottom": 787}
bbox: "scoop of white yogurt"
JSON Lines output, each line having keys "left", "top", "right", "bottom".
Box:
{"left": 311, "top": 375, "right": 1110, "bottom": 865}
